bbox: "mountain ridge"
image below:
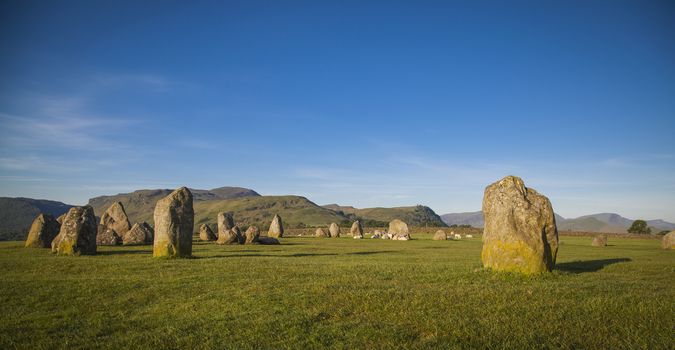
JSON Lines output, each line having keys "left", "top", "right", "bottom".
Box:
{"left": 441, "top": 211, "right": 675, "bottom": 233}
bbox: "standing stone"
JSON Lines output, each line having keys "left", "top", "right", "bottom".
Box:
{"left": 481, "top": 176, "right": 558, "bottom": 274}
{"left": 433, "top": 230, "right": 447, "bottom": 241}
{"left": 124, "top": 222, "right": 154, "bottom": 245}
{"left": 99, "top": 202, "right": 131, "bottom": 239}
{"left": 329, "top": 223, "right": 340, "bottom": 238}
{"left": 199, "top": 224, "right": 217, "bottom": 241}
{"left": 350, "top": 220, "right": 364, "bottom": 238}
{"left": 244, "top": 226, "right": 260, "bottom": 244}
{"left": 97, "top": 224, "right": 121, "bottom": 245}
{"left": 217, "top": 212, "right": 235, "bottom": 234}
{"left": 388, "top": 219, "right": 410, "bottom": 240}
{"left": 591, "top": 234, "right": 608, "bottom": 247}
{"left": 52, "top": 206, "right": 97, "bottom": 256}
{"left": 315, "top": 228, "right": 329, "bottom": 238}
{"left": 25, "top": 214, "right": 61, "bottom": 248}
{"left": 153, "top": 187, "right": 194, "bottom": 258}
{"left": 268, "top": 214, "right": 284, "bottom": 238}
{"left": 662, "top": 231, "right": 675, "bottom": 249}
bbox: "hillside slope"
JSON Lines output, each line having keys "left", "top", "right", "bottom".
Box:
{"left": 0, "top": 198, "right": 74, "bottom": 240}
{"left": 88, "top": 187, "right": 260, "bottom": 225}
{"left": 194, "top": 196, "right": 348, "bottom": 230}
{"left": 323, "top": 204, "right": 447, "bottom": 227}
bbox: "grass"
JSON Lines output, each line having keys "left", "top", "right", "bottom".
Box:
{"left": 0, "top": 232, "right": 673, "bottom": 349}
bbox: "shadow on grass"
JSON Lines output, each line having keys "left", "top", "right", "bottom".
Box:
{"left": 198, "top": 250, "right": 397, "bottom": 259}
{"left": 556, "top": 258, "right": 631, "bottom": 274}
{"left": 346, "top": 250, "right": 398, "bottom": 255}
{"left": 198, "top": 252, "right": 339, "bottom": 259}
{"left": 97, "top": 249, "right": 151, "bottom": 255}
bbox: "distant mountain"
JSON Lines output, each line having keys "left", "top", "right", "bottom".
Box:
{"left": 88, "top": 187, "right": 260, "bottom": 225}
{"left": 440, "top": 211, "right": 484, "bottom": 227}
{"left": 440, "top": 210, "right": 675, "bottom": 233}
{"left": 323, "top": 204, "right": 447, "bottom": 227}
{"left": 0, "top": 197, "right": 74, "bottom": 240}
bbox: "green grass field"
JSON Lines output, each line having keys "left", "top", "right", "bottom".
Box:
{"left": 1, "top": 233, "right": 673, "bottom": 349}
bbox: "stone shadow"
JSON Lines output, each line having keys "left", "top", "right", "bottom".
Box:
{"left": 556, "top": 258, "right": 631, "bottom": 274}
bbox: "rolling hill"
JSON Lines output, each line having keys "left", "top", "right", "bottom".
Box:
{"left": 88, "top": 187, "right": 260, "bottom": 225}
{"left": 0, "top": 198, "right": 74, "bottom": 240}
{"left": 323, "top": 204, "right": 447, "bottom": 227}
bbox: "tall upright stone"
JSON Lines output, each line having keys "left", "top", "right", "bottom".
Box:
{"left": 315, "top": 228, "right": 329, "bottom": 238}
{"left": 350, "top": 220, "right": 364, "bottom": 238}
{"left": 25, "top": 214, "right": 61, "bottom": 248}
{"left": 329, "top": 223, "right": 340, "bottom": 238}
{"left": 153, "top": 187, "right": 194, "bottom": 258}
{"left": 481, "top": 176, "right": 558, "bottom": 274}
{"left": 268, "top": 214, "right": 284, "bottom": 238}
{"left": 100, "top": 202, "right": 131, "bottom": 238}
{"left": 52, "top": 206, "right": 98, "bottom": 256}
{"left": 199, "top": 224, "right": 217, "bottom": 241}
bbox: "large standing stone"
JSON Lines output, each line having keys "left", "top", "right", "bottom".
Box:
{"left": 268, "top": 214, "right": 284, "bottom": 238}
{"left": 244, "top": 226, "right": 260, "bottom": 244}
{"left": 25, "top": 214, "right": 61, "bottom": 248}
{"left": 388, "top": 219, "right": 410, "bottom": 240}
{"left": 124, "top": 222, "right": 154, "bottom": 245}
{"left": 433, "top": 230, "right": 447, "bottom": 241}
{"left": 350, "top": 220, "right": 364, "bottom": 238}
{"left": 315, "top": 228, "right": 329, "bottom": 238}
{"left": 199, "top": 224, "right": 217, "bottom": 241}
{"left": 481, "top": 176, "right": 558, "bottom": 274}
{"left": 100, "top": 202, "right": 131, "bottom": 239}
{"left": 52, "top": 206, "right": 98, "bottom": 256}
{"left": 591, "top": 234, "right": 608, "bottom": 247}
{"left": 97, "top": 224, "right": 121, "bottom": 245}
{"left": 153, "top": 187, "right": 194, "bottom": 258}
{"left": 329, "top": 223, "right": 340, "bottom": 238}
{"left": 662, "top": 231, "right": 675, "bottom": 249}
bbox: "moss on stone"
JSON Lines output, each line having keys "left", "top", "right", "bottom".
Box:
{"left": 482, "top": 240, "right": 549, "bottom": 274}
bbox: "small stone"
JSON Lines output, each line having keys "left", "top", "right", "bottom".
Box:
{"left": 199, "top": 224, "right": 217, "bottom": 241}
{"left": 433, "top": 230, "right": 447, "bottom": 241}
{"left": 124, "top": 222, "right": 154, "bottom": 245}
{"left": 591, "top": 234, "right": 608, "bottom": 247}
{"left": 244, "top": 226, "right": 260, "bottom": 244}
{"left": 96, "top": 224, "right": 121, "bottom": 246}
{"left": 661, "top": 231, "right": 675, "bottom": 249}
{"left": 315, "top": 228, "right": 329, "bottom": 238}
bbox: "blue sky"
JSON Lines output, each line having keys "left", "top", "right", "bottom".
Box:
{"left": 1, "top": 0, "right": 674, "bottom": 221}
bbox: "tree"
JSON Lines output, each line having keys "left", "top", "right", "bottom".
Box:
{"left": 627, "top": 220, "right": 651, "bottom": 234}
